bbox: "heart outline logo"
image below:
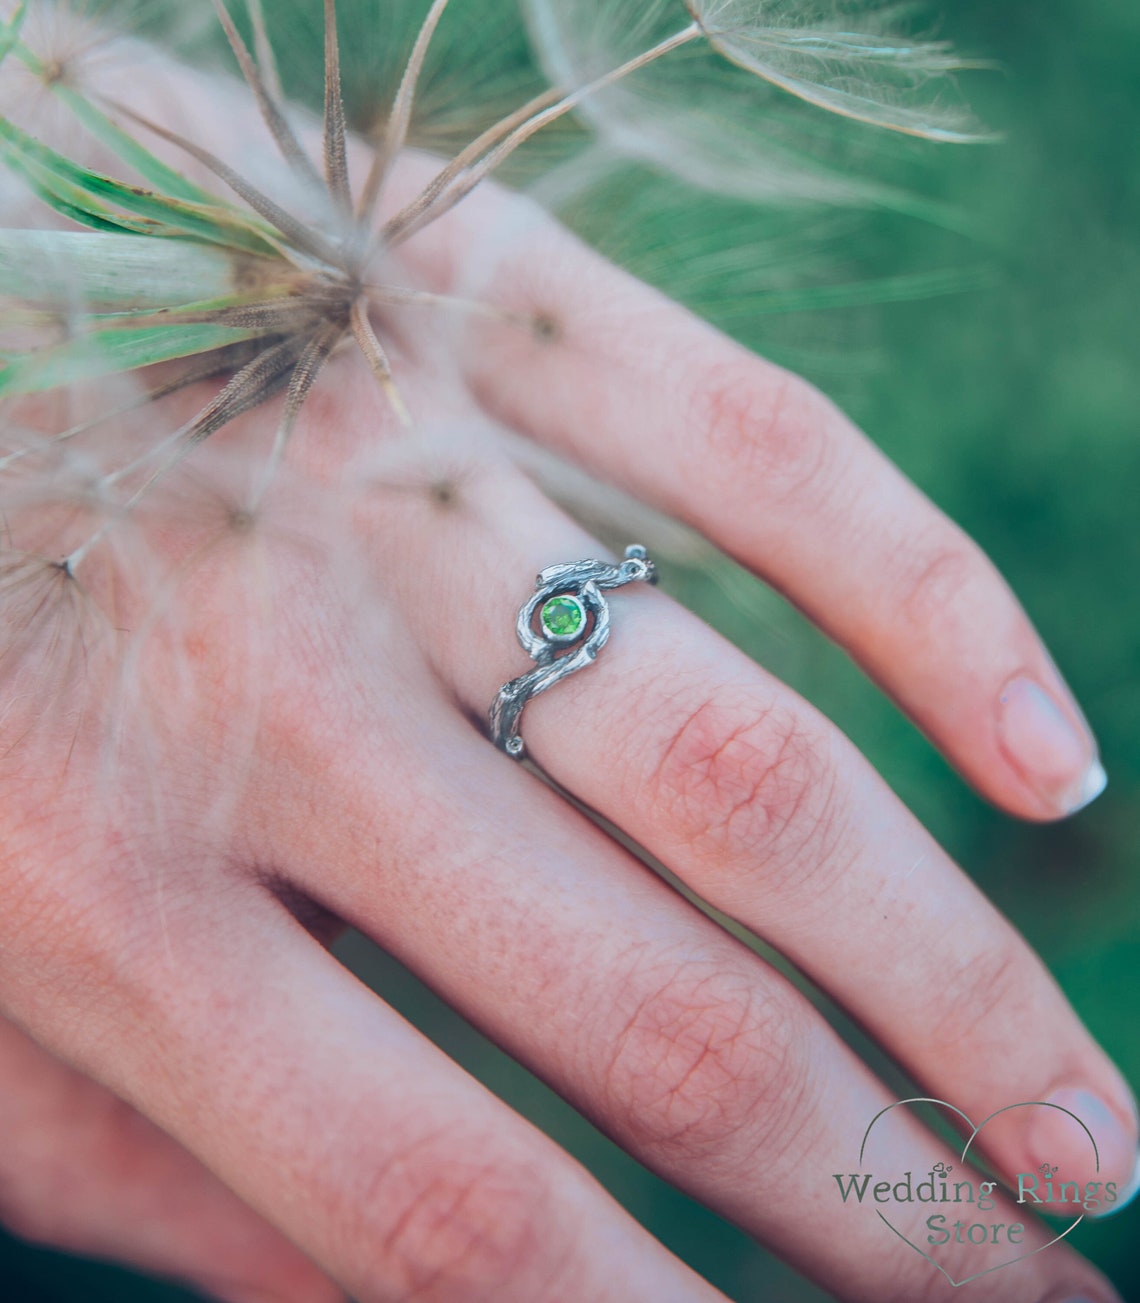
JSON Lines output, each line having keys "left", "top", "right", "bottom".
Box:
{"left": 858, "top": 1097, "right": 1099, "bottom": 1288}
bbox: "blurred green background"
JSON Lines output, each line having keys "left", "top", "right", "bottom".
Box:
{"left": 2, "top": 0, "right": 1137, "bottom": 1298}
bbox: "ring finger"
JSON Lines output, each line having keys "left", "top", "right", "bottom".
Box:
{"left": 360, "top": 448, "right": 1137, "bottom": 1212}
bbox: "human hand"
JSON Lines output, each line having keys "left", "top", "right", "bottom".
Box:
{"left": 0, "top": 10, "right": 1134, "bottom": 1303}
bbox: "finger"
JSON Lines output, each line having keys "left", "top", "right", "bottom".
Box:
{"left": 354, "top": 452, "right": 1137, "bottom": 1213}
{"left": 397, "top": 182, "right": 1104, "bottom": 822}
{"left": 2, "top": 871, "right": 725, "bottom": 1303}
{"left": 0, "top": 1016, "right": 341, "bottom": 1303}
{"left": 249, "top": 606, "right": 1120, "bottom": 1303}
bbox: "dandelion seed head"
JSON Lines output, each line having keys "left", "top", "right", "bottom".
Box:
{"left": 0, "top": 0, "right": 992, "bottom": 807}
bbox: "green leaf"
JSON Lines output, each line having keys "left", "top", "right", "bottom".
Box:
{"left": 11, "top": 37, "right": 225, "bottom": 206}
{"left": 4, "top": 9, "right": 274, "bottom": 242}
{"left": 0, "top": 323, "right": 264, "bottom": 396}
{"left": 0, "top": 115, "right": 282, "bottom": 256}
{"left": 0, "top": 139, "right": 158, "bottom": 236}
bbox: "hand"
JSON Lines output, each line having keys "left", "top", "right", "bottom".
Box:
{"left": 0, "top": 22, "right": 1133, "bottom": 1303}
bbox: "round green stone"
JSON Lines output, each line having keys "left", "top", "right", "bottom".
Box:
{"left": 541, "top": 594, "right": 585, "bottom": 638}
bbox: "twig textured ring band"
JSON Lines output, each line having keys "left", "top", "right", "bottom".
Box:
{"left": 490, "top": 545, "right": 658, "bottom": 758}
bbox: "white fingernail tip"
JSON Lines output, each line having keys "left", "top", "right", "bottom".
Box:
{"left": 1090, "top": 1148, "right": 1140, "bottom": 1219}
{"left": 1066, "top": 759, "right": 1108, "bottom": 815}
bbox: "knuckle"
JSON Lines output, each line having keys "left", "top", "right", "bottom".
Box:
{"left": 645, "top": 685, "right": 841, "bottom": 883}
{"left": 923, "top": 939, "right": 1024, "bottom": 1057}
{"left": 598, "top": 955, "right": 809, "bottom": 1170}
{"left": 347, "top": 1133, "right": 562, "bottom": 1303}
{"left": 691, "top": 359, "right": 832, "bottom": 503}
{"left": 896, "top": 533, "right": 987, "bottom": 634}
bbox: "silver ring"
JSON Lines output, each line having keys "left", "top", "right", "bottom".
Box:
{"left": 489, "top": 544, "right": 658, "bottom": 758}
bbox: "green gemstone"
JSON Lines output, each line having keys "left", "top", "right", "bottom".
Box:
{"left": 541, "top": 594, "right": 585, "bottom": 638}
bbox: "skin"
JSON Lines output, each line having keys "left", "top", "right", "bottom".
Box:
{"left": 0, "top": 32, "right": 1133, "bottom": 1303}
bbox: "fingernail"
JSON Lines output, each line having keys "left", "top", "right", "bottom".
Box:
{"left": 1025, "top": 1088, "right": 1138, "bottom": 1215}
{"left": 996, "top": 675, "right": 1105, "bottom": 814}
{"left": 1090, "top": 1149, "right": 1140, "bottom": 1219}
